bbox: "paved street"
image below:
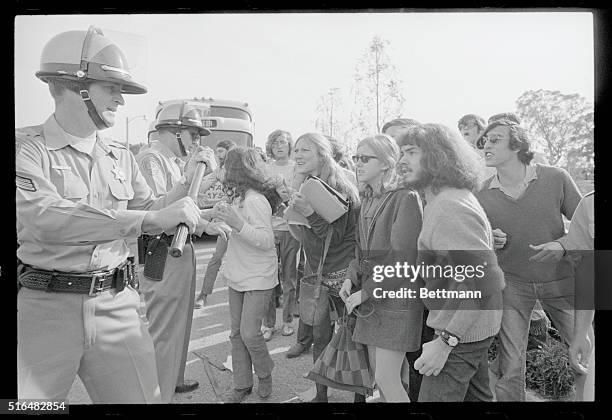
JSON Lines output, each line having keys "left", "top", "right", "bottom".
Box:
{"left": 65, "top": 235, "right": 562, "bottom": 404}
{"left": 67, "top": 235, "right": 358, "bottom": 404}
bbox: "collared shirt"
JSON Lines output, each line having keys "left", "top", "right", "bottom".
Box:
{"left": 135, "top": 139, "right": 209, "bottom": 239}
{"left": 16, "top": 115, "right": 180, "bottom": 272}
{"left": 64, "top": 130, "right": 97, "bottom": 155}
{"left": 135, "top": 141, "right": 182, "bottom": 197}
{"left": 488, "top": 164, "right": 538, "bottom": 199}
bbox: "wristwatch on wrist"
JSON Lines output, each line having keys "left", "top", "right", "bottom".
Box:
{"left": 439, "top": 330, "right": 460, "bottom": 348}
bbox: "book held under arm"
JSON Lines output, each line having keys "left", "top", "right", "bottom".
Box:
{"left": 299, "top": 175, "right": 349, "bottom": 223}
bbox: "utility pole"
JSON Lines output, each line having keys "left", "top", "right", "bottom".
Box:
{"left": 125, "top": 114, "right": 148, "bottom": 147}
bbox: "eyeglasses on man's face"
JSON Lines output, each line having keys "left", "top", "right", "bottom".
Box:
{"left": 351, "top": 155, "right": 379, "bottom": 164}
{"left": 482, "top": 134, "right": 505, "bottom": 145}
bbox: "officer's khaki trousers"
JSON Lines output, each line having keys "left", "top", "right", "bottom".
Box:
{"left": 139, "top": 242, "right": 196, "bottom": 403}
{"left": 18, "top": 286, "right": 161, "bottom": 403}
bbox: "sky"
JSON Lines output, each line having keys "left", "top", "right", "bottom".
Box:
{"left": 15, "top": 12, "right": 594, "bottom": 149}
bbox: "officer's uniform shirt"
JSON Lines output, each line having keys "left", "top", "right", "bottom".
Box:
{"left": 16, "top": 115, "right": 184, "bottom": 273}
{"left": 135, "top": 140, "right": 182, "bottom": 197}
{"left": 135, "top": 140, "right": 209, "bottom": 238}
{"left": 133, "top": 129, "right": 202, "bottom": 403}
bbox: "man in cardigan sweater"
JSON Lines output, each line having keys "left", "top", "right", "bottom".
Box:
{"left": 474, "top": 118, "right": 584, "bottom": 401}
{"left": 397, "top": 123, "right": 505, "bottom": 402}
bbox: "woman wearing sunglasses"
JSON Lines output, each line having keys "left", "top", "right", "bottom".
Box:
{"left": 286, "top": 132, "right": 361, "bottom": 402}
{"left": 340, "top": 134, "right": 424, "bottom": 402}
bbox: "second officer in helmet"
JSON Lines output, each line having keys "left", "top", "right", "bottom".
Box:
{"left": 137, "top": 101, "right": 230, "bottom": 401}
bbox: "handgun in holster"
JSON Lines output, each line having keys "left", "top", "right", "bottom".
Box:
{"left": 138, "top": 233, "right": 170, "bottom": 282}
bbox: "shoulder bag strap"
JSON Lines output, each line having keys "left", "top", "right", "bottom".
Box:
{"left": 313, "top": 227, "right": 334, "bottom": 299}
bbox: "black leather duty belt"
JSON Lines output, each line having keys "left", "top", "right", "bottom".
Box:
{"left": 18, "top": 257, "right": 138, "bottom": 296}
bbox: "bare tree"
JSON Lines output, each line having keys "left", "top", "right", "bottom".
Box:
{"left": 312, "top": 36, "right": 405, "bottom": 153}
{"left": 516, "top": 89, "right": 593, "bottom": 180}
{"left": 349, "top": 36, "right": 406, "bottom": 136}
{"left": 314, "top": 87, "right": 341, "bottom": 137}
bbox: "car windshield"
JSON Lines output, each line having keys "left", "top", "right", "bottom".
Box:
{"left": 200, "top": 131, "right": 253, "bottom": 149}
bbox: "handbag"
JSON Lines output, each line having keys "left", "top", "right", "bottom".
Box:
{"left": 306, "top": 296, "right": 375, "bottom": 396}
{"left": 300, "top": 175, "right": 349, "bottom": 223}
{"left": 322, "top": 274, "right": 376, "bottom": 322}
{"left": 298, "top": 228, "right": 334, "bottom": 326}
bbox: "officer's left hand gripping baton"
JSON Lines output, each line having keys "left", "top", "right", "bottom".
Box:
{"left": 169, "top": 161, "right": 207, "bottom": 258}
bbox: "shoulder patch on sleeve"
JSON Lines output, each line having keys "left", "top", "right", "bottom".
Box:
{"left": 16, "top": 126, "right": 44, "bottom": 146}
{"left": 16, "top": 125, "right": 43, "bottom": 138}
{"left": 139, "top": 154, "right": 164, "bottom": 177}
{"left": 16, "top": 175, "right": 36, "bottom": 192}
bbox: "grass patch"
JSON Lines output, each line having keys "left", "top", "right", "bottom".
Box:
{"left": 525, "top": 335, "right": 575, "bottom": 400}
{"left": 488, "top": 327, "right": 575, "bottom": 400}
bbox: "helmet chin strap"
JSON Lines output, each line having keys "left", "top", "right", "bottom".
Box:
{"left": 79, "top": 89, "right": 110, "bottom": 130}
{"left": 175, "top": 131, "right": 188, "bottom": 157}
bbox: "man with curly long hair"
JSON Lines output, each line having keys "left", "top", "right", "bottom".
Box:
{"left": 397, "top": 123, "right": 505, "bottom": 402}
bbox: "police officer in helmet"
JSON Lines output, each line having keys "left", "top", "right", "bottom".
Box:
{"left": 136, "top": 101, "right": 230, "bottom": 401}
{"left": 16, "top": 26, "right": 215, "bottom": 403}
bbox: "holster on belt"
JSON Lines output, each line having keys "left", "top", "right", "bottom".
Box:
{"left": 17, "top": 259, "right": 26, "bottom": 293}
{"left": 141, "top": 233, "right": 171, "bottom": 282}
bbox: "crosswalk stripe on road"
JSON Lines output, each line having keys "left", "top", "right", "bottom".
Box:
{"left": 197, "top": 323, "right": 224, "bottom": 332}
{"left": 193, "top": 302, "right": 229, "bottom": 319}
{"left": 188, "top": 329, "right": 231, "bottom": 352}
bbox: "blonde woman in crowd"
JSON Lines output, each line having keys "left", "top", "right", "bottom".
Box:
{"left": 286, "top": 133, "right": 361, "bottom": 402}
{"left": 340, "top": 134, "right": 424, "bottom": 402}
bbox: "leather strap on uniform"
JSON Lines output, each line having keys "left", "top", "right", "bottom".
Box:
{"left": 175, "top": 132, "right": 188, "bottom": 157}
{"left": 79, "top": 90, "right": 110, "bottom": 130}
{"left": 175, "top": 101, "right": 189, "bottom": 157}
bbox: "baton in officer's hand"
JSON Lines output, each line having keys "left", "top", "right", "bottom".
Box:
{"left": 169, "top": 161, "right": 207, "bottom": 257}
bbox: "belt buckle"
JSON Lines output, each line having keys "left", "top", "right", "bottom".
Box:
{"left": 127, "top": 261, "right": 139, "bottom": 290}
{"left": 115, "top": 266, "right": 126, "bottom": 293}
{"left": 88, "top": 273, "right": 106, "bottom": 296}
{"left": 117, "top": 260, "right": 136, "bottom": 292}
